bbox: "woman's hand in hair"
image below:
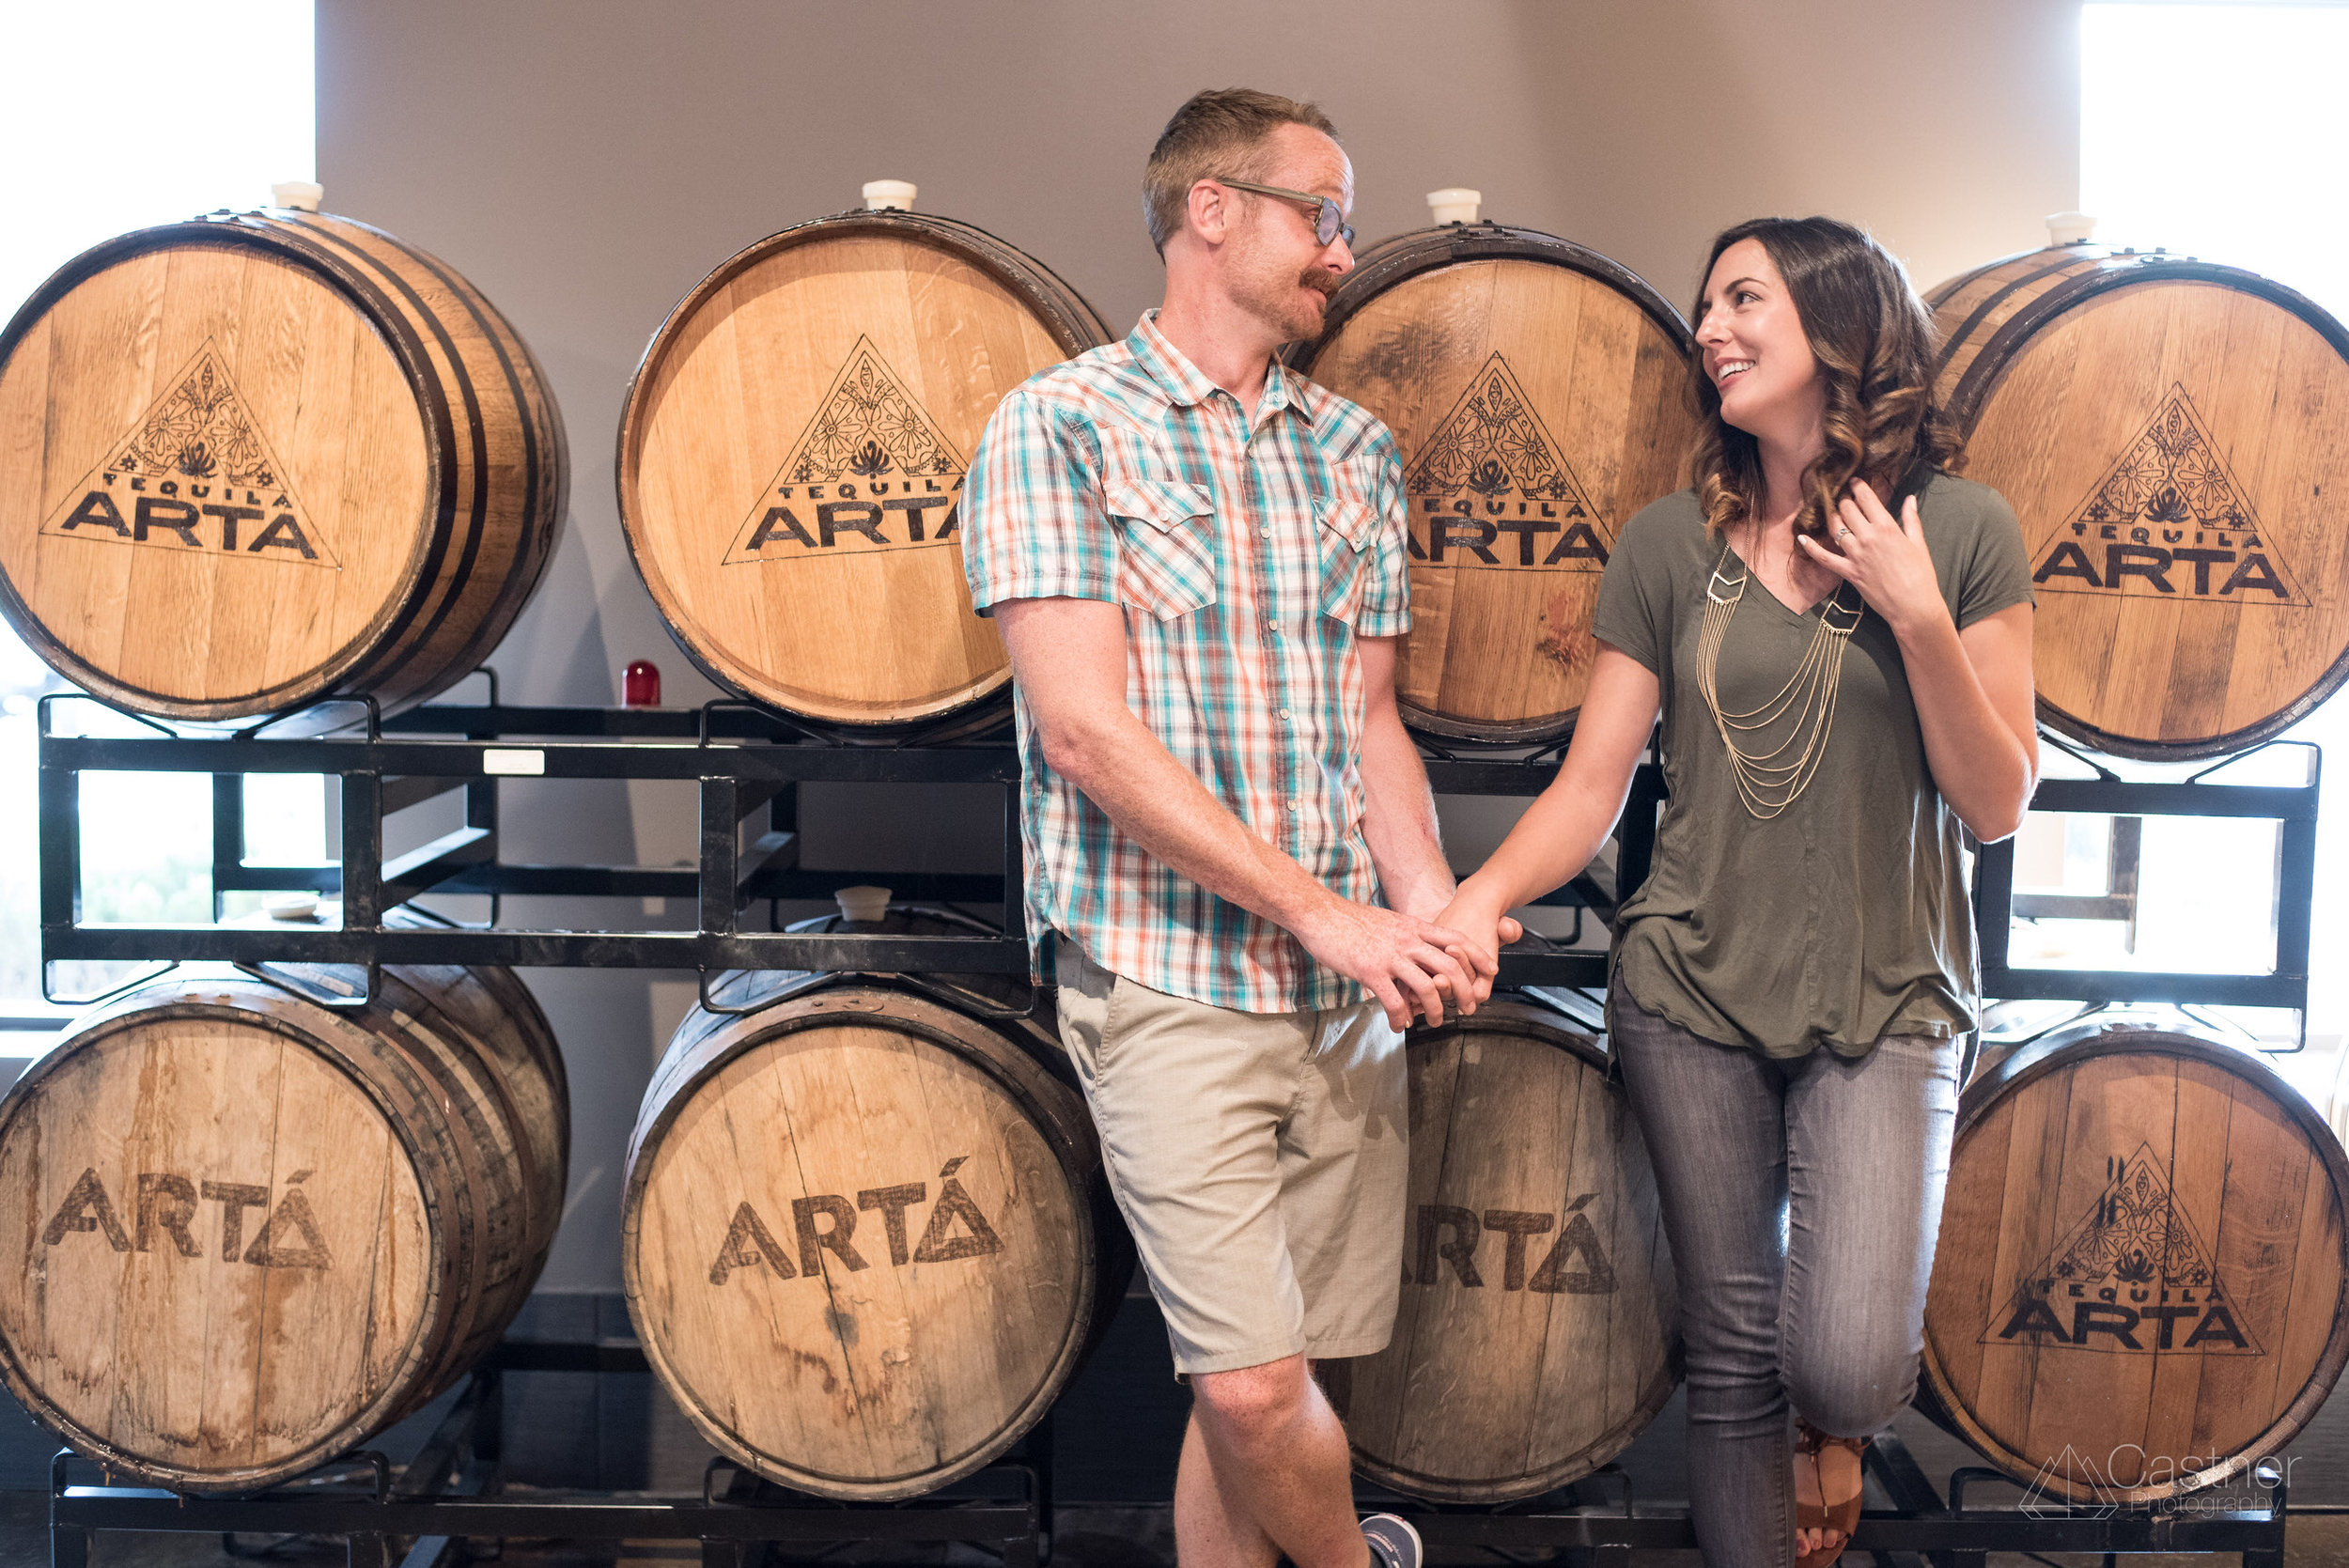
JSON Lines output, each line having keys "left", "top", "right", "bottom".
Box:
{"left": 1796, "top": 478, "right": 1950, "bottom": 638}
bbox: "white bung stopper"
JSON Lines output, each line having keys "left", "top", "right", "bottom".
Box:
{"left": 264, "top": 891, "right": 320, "bottom": 921}
{"left": 863, "top": 179, "right": 918, "bottom": 211}
{"left": 1427, "top": 188, "right": 1482, "bottom": 225}
{"left": 272, "top": 180, "right": 324, "bottom": 212}
{"left": 835, "top": 885, "right": 894, "bottom": 923}
{"left": 2046, "top": 211, "right": 2097, "bottom": 246}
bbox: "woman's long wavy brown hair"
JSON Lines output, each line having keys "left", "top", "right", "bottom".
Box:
{"left": 1688, "top": 216, "right": 1961, "bottom": 539}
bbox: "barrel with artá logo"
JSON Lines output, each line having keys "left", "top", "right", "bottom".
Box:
{"left": 0, "top": 200, "right": 567, "bottom": 723}
{"left": 0, "top": 950, "right": 568, "bottom": 1493}
{"left": 1291, "top": 223, "right": 1698, "bottom": 745}
{"left": 1921, "top": 1020, "right": 2349, "bottom": 1504}
{"left": 615, "top": 209, "right": 1111, "bottom": 741}
{"left": 1927, "top": 241, "right": 2349, "bottom": 758}
{"left": 621, "top": 906, "right": 1130, "bottom": 1499}
{"left": 1318, "top": 992, "right": 1679, "bottom": 1502}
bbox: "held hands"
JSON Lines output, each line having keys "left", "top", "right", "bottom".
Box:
{"left": 1434, "top": 877, "right": 1525, "bottom": 1000}
{"left": 1795, "top": 480, "right": 1950, "bottom": 639}
{"left": 1294, "top": 893, "right": 1493, "bottom": 1032}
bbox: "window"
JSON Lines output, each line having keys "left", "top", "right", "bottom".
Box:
{"left": 0, "top": 2, "right": 314, "bottom": 1016}
{"left": 2048, "top": 2, "right": 2349, "bottom": 1048}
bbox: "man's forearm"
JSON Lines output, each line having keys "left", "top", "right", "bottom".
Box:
{"left": 1042, "top": 705, "right": 1338, "bottom": 931}
{"left": 1359, "top": 704, "right": 1454, "bottom": 919}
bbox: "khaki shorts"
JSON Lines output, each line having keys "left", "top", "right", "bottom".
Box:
{"left": 1053, "top": 939, "right": 1409, "bottom": 1376}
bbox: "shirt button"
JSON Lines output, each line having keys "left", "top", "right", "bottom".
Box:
{"left": 1287, "top": 800, "right": 1299, "bottom": 813}
{"left": 1261, "top": 526, "right": 1273, "bottom": 537}
{"left": 1279, "top": 709, "right": 1291, "bottom": 722}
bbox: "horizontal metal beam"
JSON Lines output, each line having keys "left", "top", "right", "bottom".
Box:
{"left": 51, "top": 1488, "right": 2284, "bottom": 1554}
{"left": 488, "top": 1341, "right": 651, "bottom": 1374}
{"left": 442, "top": 864, "right": 688, "bottom": 898}
{"left": 44, "top": 924, "right": 1597, "bottom": 988}
{"left": 43, "top": 926, "right": 1034, "bottom": 973}
{"left": 1982, "top": 965, "right": 2306, "bottom": 1008}
{"left": 381, "top": 704, "right": 793, "bottom": 740}
{"left": 744, "top": 869, "right": 1003, "bottom": 905}
{"left": 52, "top": 1486, "right": 1036, "bottom": 1543}
{"left": 45, "top": 735, "right": 1027, "bottom": 784}
{"left": 2011, "top": 893, "right": 2136, "bottom": 923}
{"left": 49, "top": 733, "right": 1573, "bottom": 793}
{"left": 215, "top": 864, "right": 344, "bottom": 893}
{"left": 2030, "top": 776, "right": 2318, "bottom": 820}
{"left": 1400, "top": 1507, "right": 2284, "bottom": 1553}
{"left": 1496, "top": 951, "right": 1608, "bottom": 988}
{"left": 424, "top": 865, "right": 1010, "bottom": 903}
{"left": 1423, "top": 758, "right": 1568, "bottom": 795}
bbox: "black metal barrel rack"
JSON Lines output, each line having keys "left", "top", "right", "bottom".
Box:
{"left": 30, "top": 687, "right": 2316, "bottom": 1566}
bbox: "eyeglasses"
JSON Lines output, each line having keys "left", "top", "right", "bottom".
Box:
{"left": 1213, "top": 178, "right": 1355, "bottom": 248}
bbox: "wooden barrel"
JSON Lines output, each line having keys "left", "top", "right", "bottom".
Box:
{"left": 1927, "top": 244, "right": 2349, "bottom": 758}
{"left": 0, "top": 206, "right": 568, "bottom": 724}
{"left": 1922, "top": 1020, "right": 2349, "bottom": 1503}
{"left": 1320, "top": 993, "right": 1679, "bottom": 1502}
{"left": 617, "top": 211, "right": 1110, "bottom": 741}
{"left": 0, "top": 951, "right": 568, "bottom": 1493}
{"left": 621, "top": 907, "right": 1130, "bottom": 1499}
{"left": 1293, "top": 224, "right": 1698, "bottom": 744}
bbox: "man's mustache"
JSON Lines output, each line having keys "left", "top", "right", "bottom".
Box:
{"left": 1299, "top": 269, "right": 1342, "bottom": 299}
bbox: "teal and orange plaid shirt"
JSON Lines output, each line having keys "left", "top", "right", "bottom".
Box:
{"left": 962, "top": 312, "right": 1411, "bottom": 1014}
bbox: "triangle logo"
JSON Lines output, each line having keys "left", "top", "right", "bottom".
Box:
{"left": 1980, "top": 1141, "right": 2262, "bottom": 1358}
{"left": 2030, "top": 383, "right": 2302, "bottom": 606}
{"left": 1402, "top": 352, "right": 1611, "bottom": 573}
{"left": 723, "top": 335, "right": 968, "bottom": 567}
{"left": 39, "top": 340, "right": 339, "bottom": 568}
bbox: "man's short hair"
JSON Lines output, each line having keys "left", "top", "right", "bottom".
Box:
{"left": 1143, "top": 88, "right": 1340, "bottom": 256}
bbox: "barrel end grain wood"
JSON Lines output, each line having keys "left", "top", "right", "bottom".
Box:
{"left": 1922, "top": 1022, "right": 2349, "bottom": 1504}
{"left": 616, "top": 211, "right": 1109, "bottom": 742}
{"left": 0, "top": 208, "right": 568, "bottom": 724}
{"left": 1294, "top": 224, "right": 1698, "bottom": 745}
{"left": 1927, "top": 244, "right": 2349, "bottom": 759}
{"left": 1318, "top": 996, "right": 1679, "bottom": 1502}
{"left": 0, "top": 954, "right": 567, "bottom": 1493}
{"left": 622, "top": 909, "right": 1128, "bottom": 1500}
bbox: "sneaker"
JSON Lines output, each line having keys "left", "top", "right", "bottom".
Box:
{"left": 1361, "top": 1512, "right": 1423, "bottom": 1568}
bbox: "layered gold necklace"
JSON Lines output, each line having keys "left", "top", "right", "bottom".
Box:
{"left": 1697, "top": 536, "right": 1865, "bottom": 818}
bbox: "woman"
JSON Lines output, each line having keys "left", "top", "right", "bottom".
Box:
{"left": 1439, "top": 217, "right": 2037, "bottom": 1568}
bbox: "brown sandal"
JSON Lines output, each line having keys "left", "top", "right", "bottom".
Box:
{"left": 1794, "top": 1420, "right": 1868, "bottom": 1568}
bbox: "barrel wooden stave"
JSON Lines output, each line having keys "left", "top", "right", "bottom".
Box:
{"left": 1297, "top": 225, "right": 1697, "bottom": 745}
{"left": 1922, "top": 1025, "right": 2349, "bottom": 1503}
{"left": 0, "top": 958, "right": 566, "bottom": 1493}
{"left": 1928, "top": 245, "right": 2349, "bottom": 758}
{"left": 618, "top": 212, "right": 1109, "bottom": 740}
{"left": 623, "top": 911, "right": 1123, "bottom": 1500}
{"left": 280, "top": 211, "right": 570, "bottom": 711}
{"left": 1323, "top": 996, "right": 1678, "bottom": 1503}
{"left": 0, "top": 209, "right": 566, "bottom": 722}
{"left": 262, "top": 940, "right": 571, "bottom": 1419}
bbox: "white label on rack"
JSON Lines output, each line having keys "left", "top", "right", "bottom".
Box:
{"left": 482, "top": 749, "right": 545, "bottom": 776}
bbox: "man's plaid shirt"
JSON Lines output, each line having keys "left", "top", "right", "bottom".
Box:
{"left": 962, "top": 312, "right": 1411, "bottom": 1014}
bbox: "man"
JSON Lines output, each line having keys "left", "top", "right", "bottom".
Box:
{"left": 962, "top": 89, "right": 1512, "bottom": 1568}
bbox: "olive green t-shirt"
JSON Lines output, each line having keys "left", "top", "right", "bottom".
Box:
{"left": 1592, "top": 474, "right": 2034, "bottom": 1060}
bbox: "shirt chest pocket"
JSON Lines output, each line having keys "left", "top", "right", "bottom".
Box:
{"left": 1105, "top": 475, "right": 1217, "bottom": 621}
{"left": 1315, "top": 492, "right": 1383, "bottom": 626}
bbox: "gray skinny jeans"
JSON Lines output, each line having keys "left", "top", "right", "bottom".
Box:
{"left": 1610, "top": 996, "right": 1961, "bottom": 1568}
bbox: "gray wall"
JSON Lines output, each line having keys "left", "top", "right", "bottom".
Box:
{"left": 319, "top": 0, "right": 2082, "bottom": 1291}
